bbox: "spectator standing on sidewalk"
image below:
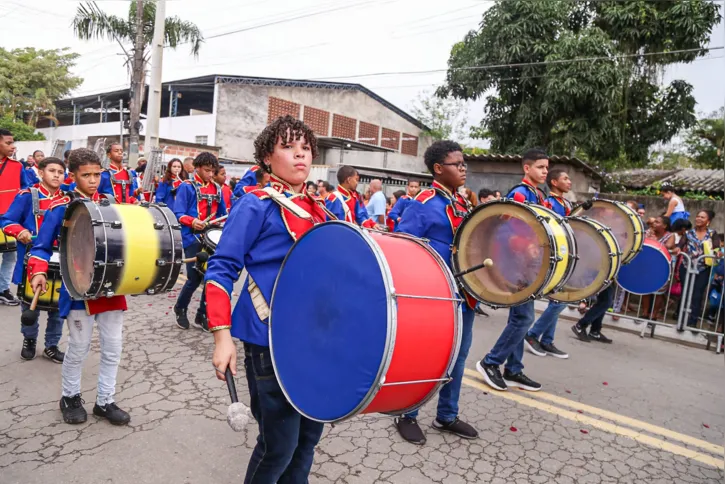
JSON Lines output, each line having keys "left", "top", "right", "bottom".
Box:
{"left": 680, "top": 210, "right": 717, "bottom": 328}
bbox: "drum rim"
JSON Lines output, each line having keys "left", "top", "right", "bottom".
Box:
{"left": 18, "top": 251, "right": 62, "bottom": 311}
{"left": 531, "top": 204, "right": 578, "bottom": 296}
{"left": 150, "top": 204, "right": 183, "bottom": 294}
{"left": 268, "top": 221, "right": 397, "bottom": 424}
{"left": 60, "top": 198, "right": 107, "bottom": 299}
{"left": 617, "top": 239, "right": 672, "bottom": 296}
{"left": 452, "top": 199, "right": 558, "bottom": 308}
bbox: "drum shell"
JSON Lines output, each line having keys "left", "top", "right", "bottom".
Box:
{"left": 617, "top": 239, "right": 672, "bottom": 295}
{"left": 529, "top": 205, "right": 577, "bottom": 296}
{"left": 18, "top": 252, "right": 62, "bottom": 311}
{"left": 269, "top": 222, "right": 461, "bottom": 423}
{"left": 60, "top": 199, "right": 183, "bottom": 299}
{"left": 571, "top": 199, "right": 644, "bottom": 265}
{"left": 0, "top": 231, "right": 17, "bottom": 253}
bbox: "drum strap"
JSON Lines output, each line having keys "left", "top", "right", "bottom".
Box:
{"left": 247, "top": 274, "right": 270, "bottom": 323}
{"left": 192, "top": 182, "right": 221, "bottom": 220}
{"left": 30, "top": 187, "right": 46, "bottom": 219}
{"left": 332, "top": 191, "right": 352, "bottom": 221}
{"left": 263, "top": 187, "right": 313, "bottom": 221}
{"left": 110, "top": 169, "right": 132, "bottom": 203}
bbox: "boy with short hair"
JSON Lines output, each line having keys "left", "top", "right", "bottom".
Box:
{"left": 28, "top": 148, "right": 130, "bottom": 426}
{"left": 325, "top": 165, "right": 375, "bottom": 228}
{"left": 206, "top": 115, "right": 328, "bottom": 482}
{"left": 214, "top": 165, "right": 233, "bottom": 210}
{"left": 477, "top": 148, "right": 549, "bottom": 393}
{"left": 173, "top": 152, "right": 227, "bottom": 332}
{"left": 99, "top": 142, "right": 139, "bottom": 204}
{"left": 2, "top": 157, "right": 67, "bottom": 362}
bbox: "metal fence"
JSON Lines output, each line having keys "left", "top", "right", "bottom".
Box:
{"left": 608, "top": 253, "right": 724, "bottom": 353}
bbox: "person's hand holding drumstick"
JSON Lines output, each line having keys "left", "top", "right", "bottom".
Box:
{"left": 16, "top": 230, "right": 33, "bottom": 245}
{"left": 30, "top": 274, "right": 48, "bottom": 295}
{"left": 191, "top": 218, "right": 206, "bottom": 231}
{"left": 212, "top": 329, "right": 237, "bottom": 382}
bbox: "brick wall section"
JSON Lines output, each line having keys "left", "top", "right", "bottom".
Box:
{"left": 358, "top": 121, "right": 379, "bottom": 146}
{"left": 159, "top": 144, "right": 220, "bottom": 159}
{"left": 303, "top": 106, "right": 330, "bottom": 136}
{"left": 268, "top": 97, "right": 301, "bottom": 123}
{"left": 332, "top": 114, "right": 357, "bottom": 140}
{"left": 401, "top": 133, "right": 418, "bottom": 156}
{"left": 381, "top": 128, "right": 400, "bottom": 151}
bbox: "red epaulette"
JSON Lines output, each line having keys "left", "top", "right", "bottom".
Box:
{"left": 249, "top": 165, "right": 259, "bottom": 172}
{"left": 242, "top": 185, "right": 257, "bottom": 194}
{"left": 47, "top": 195, "right": 72, "bottom": 211}
{"left": 247, "top": 189, "right": 271, "bottom": 200}
{"left": 414, "top": 188, "right": 436, "bottom": 204}
{"left": 17, "top": 188, "right": 31, "bottom": 196}
{"left": 326, "top": 193, "right": 337, "bottom": 203}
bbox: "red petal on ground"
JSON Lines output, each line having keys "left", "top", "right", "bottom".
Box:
{"left": 509, "top": 426, "right": 517, "bottom": 432}
{"left": 703, "top": 423, "right": 710, "bottom": 429}
{"left": 565, "top": 390, "right": 572, "bottom": 394}
{"left": 602, "top": 382, "right": 608, "bottom": 386}
{"left": 577, "top": 410, "right": 583, "bottom": 414}
{"left": 580, "top": 429, "right": 589, "bottom": 434}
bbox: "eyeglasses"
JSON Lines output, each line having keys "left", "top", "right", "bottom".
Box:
{"left": 438, "top": 162, "right": 467, "bottom": 171}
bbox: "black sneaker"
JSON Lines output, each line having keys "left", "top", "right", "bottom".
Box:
{"left": 60, "top": 394, "right": 87, "bottom": 424}
{"left": 195, "top": 312, "right": 209, "bottom": 333}
{"left": 0, "top": 289, "right": 20, "bottom": 306}
{"left": 395, "top": 416, "right": 426, "bottom": 445}
{"left": 431, "top": 417, "right": 478, "bottom": 439}
{"left": 524, "top": 334, "right": 547, "bottom": 357}
{"left": 43, "top": 346, "right": 65, "bottom": 363}
{"left": 503, "top": 369, "right": 542, "bottom": 392}
{"left": 589, "top": 332, "right": 613, "bottom": 344}
{"left": 174, "top": 307, "right": 189, "bottom": 330}
{"left": 540, "top": 342, "right": 569, "bottom": 359}
{"left": 571, "top": 323, "right": 591, "bottom": 342}
{"left": 476, "top": 360, "right": 507, "bottom": 391}
{"left": 21, "top": 338, "right": 37, "bottom": 360}
{"left": 475, "top": 306, "right": 489, "bottom": 317}
{"left": 93, "top": 402, "right": 131, "bottom": 426}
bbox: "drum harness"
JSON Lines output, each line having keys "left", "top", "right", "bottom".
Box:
{"left": 192, "top": 180, "right": 222, "bottom": 222}
{"left": 30, "top": 187, "right": 47, "bottom": 233}
{"left": 108, "top": 168, "right": 134, "bottom": 203}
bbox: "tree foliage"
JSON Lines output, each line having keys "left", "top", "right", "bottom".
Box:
{"left": 438, "top": 0, "right": 721, "bottom": 168}
{"left": 410, "top": 91, "right": 469, "bottom": 142}
{"left": 684, "top": 109, "right": 724, "bottom": 170}
{"left": 0, "top": 47, "right": 83, "bottom": 126}
{"left": 0, "top": 115, "right": 45, "bottom": 141}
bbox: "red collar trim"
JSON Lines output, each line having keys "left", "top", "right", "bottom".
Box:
{"left": 269, "top": 174, "right": 298, "bottom": 194}
{"left": 521, "top": 178, "right": 538, "bottom": 188}
{"left": 109, "top": 163, "right": 125, "bottom": 173}
{"left": 37, "top": 183, "right": 59, "bottom": 197}
{"left": 337, "top": 185, "right": 353, "bottom": 198}
{"left": 74, "top": 188, "right": 99, "bottom": 201}
{"left": 193, "top": 172, "right": 209, "bottom": 187}
{"left": 431, "top": 181, "right": 456, "bottom": 197}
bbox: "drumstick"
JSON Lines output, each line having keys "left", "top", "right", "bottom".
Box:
{"left": 181, "top": 252, "right": 209, "bottom": 264}
{"left": 21, "top": 288, "right": 42, "bottom": 327}
{"left": 207, "top": 214, "right": 228, "bottom": 225}
{"left": 221, "top": 367, "right": 251, "bottom": 432}
{"left": 454, "top": 258, "right": 494, "bottom": 278}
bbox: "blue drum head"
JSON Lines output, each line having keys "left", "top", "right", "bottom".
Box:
{"left": 270, "top": 222, "right": 392, "bottom": 422}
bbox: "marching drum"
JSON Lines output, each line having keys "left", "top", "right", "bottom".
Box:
{"left": 18, "top": 251, "right": 62, "bottom": 311}
{"left": 60, "top": 199, "right": 183, "bottom": 299}
{"left": 452, "top": 200, "right": 576, "bottom": 307}
{"left": 617, "top": 239, "right": 672, "bottom": 295}
{"left": 269, "top": 222, "right": 461, "bottom": 423}
{"left": 197, "top": 227, "right": 223, "bottom": 274}
{"left": 0, "top": 231, "right": 16, "bottom": 253}
{"left": 548, "top": 217, "right": 621, "bottom": 303}
{"left": 571, "top": 199, "right": 644, "bottom": 264}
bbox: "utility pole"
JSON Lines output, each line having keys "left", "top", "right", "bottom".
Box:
{"left": 128, "top": 0, "right": 145, "bottom": 168}
{"left": 145, "top": 0, "right": 166, "bottom": 152}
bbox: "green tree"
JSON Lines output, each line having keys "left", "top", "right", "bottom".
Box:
{"left": 438, "top": 0, "right": 721, "bottom": 168}
{"left": 0, "top": 115, "right": 45, "bottom": 141}
{"left": 410, "top": 91, "right": 469, "bottom": 142}
{"left": 0, "top": 47, "right": 82, "bottom": 126}
{"left": 684, "top": 109, "right": 724, "bottom": 169}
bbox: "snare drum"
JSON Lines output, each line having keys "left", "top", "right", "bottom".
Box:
{"left": 549, "top": 217, "right": 621, "bottom": 303}
{"left": 270, "top": 222, "right": 461, "bottom": 423}
{"left": 198, "top": 227, "right": 223, "bottom": 274}
{"left": 571, "top": 199, "right": 644, "bottom": 264}
{"left": 18, "top": 252, "right": 62, "bottom": 311}
{"left": 617, "top": 239, "right": 672, "bottom": 295}
{"left": 452, "top": 200, "right": 576, "bottom": 307}
{"left": 0, "top": 231, "right": 17, "bottom": 253}
{"left": 60, "top": 199, "right": 183, "bottom": 299}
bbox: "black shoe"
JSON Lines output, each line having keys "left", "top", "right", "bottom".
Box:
{"left": 571, "top": 323, "right": 591, "bottom": 342}
{"left": 43, "top": 346, "right": 65, "bottom": 363}
{"left": 195, "top": 313, "right": 209, "bottom": 333}
{"left": 589, "top": 332, "right": 612, "bottom": 344}
{"left": 540, "top": 342, "right": 569, "bottom": 359}
{"left": 0, "top": 289, "right": 20, "bottom": 306}
{"left": 174, "top": 307, "right": 189, "bottom": 330}
{"left": 431, "top": 417, "right": 478, "bottom": 439}
{"left": 524, "top": 334, "right": 547, "bottom": 357}
{"left": 60, "top": 394, "right": 87, "bottom": 424}
{"left": 395, "top": 416, "right": 426, "bottom": 445}
{"left": 476, "top": 360, "right": 507, "bottom": 391}
{"left": 93, "top": 402, "right": 131, "bottom": 426}
{"left": 475, "top": 306, "right": 489, "bottom": 317}
{"left": 503, "top": 369, "right": 542, "bottom": 392}
{"left": 21, "top": 338, "right": 37, "bottom": 360}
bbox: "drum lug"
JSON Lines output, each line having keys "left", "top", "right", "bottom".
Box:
{"left": 105, "top": 291, "right": 115, "bottom": 297}
{"left": 91, "top": 220, "right": 103, "bottom": 227}
{"left": 153, "top": 222, "right": 165, "bottom": 230}
{"left": 156, "top": 259, "right": 167, "bottom": 267}
{"left": 146, "top": 288, "right": 156, "bottom": 295}
{"left": 140, "top": 202, "right": 150, "bottom": 208}
{"left": 110, "top": 221, "right": 122, "bottom": 229}
{"left": 171, "top": 224, "right": 181, "bottom": 230}
{"left": 99, "top": 199, "right": 111, "bottom": 207}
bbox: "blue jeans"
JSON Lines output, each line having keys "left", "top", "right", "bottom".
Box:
{"left": 527, "top": 302, "right": 566, "bottom": 345}
{"left": 483, "top": 299, "right": 535, "bottom": 374}
{"left": 0, "top": 250, "right": 17, "bottom": 292}
{"left": 20, "top": 302, "right": 63, "bottom": 348}
{"left": 175, "top": 242, "right": 206, "bottom": 316}
{"left": 577, "top": 285, "right": 615, "bottom": 333}
{"left": 405, "top": 308, "right": 475, "bottom": 423}
{"left": 244, "top": 343, "right": 324, "bottom": 484}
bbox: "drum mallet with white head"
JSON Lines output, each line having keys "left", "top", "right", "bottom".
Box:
{"left": 454, "top": 258, "right": 494, "bottom": 278}
{"left": 220, "top": 367, "right": 251, "bottom": 432}
{"left": 21, "top": 288, "right": 42, "bottom": 327}
{"left": 181, "top": 251, "right": 210, "bottom": 265}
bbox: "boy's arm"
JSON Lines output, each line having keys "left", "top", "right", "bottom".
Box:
{"left": 21, "top": 169, "right": 38, "bottom": 189}
{"left": 98, "top": 171, "right": 115, "bottom": 198}
{"left": 2, "top": 193, "right": 31, "bottom": 241}
{"left": 173, "top": 184, "right": 196, "bottom": 227}
{"left": 27, "top": 205, "right": 64, "bottom": 279}
{"left": 395, "top": 200, "right": 427, "bottom": 238}
{"left": 325, "top": 195, "right": 345, "bottom": 221}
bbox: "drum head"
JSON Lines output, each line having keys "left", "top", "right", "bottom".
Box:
{"left": 549, "top": 217, "right": 616, "bottom": 303}
{"left": 204, "top": 228, "right": 223, "bottom": 250}
{"left": 63, "top": 203, "right": 96, "bottom": 296}
{"left": 572, "top": 200, "right": 637, "bottom": 262}
{"left": 618, "top": 240, "right": 671, "bottom": 295}
{"left": 454, "top": 201, "right": 553, "bottom": 307}
{"left": 270, "top": 222, "right": 392, "bottom": 422}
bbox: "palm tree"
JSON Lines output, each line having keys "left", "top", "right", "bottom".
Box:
{"left": 72, "top": 1, "right": 203, "bottom": 156}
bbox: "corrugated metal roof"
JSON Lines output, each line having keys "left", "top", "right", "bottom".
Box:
{"left": 463, "top": 153, "right": 602, "bottom": 180}
{"left": 618, "top": 168, "right": 724, "bottom": 193}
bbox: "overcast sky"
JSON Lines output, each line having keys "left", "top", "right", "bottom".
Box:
{"left": 2, "top": 0, "right": 724, "bottom": 145}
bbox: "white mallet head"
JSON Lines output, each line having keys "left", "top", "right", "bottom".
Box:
{"left": 227, "top": 402, "right": 251, "bottom": 432}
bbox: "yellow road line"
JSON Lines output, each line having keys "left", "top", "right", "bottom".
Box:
{"left": 462, "top": 376, "right": 724, "bottom": 469}
{"left": 463, "top": 368, "right": 723, "bottom": 456}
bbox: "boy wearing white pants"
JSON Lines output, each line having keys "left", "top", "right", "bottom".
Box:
{"left": 28, "top": 148, "right": 130, "bottom": 425}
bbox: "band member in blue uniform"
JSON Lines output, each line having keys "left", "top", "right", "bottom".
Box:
{"left": 2, "top": 157, "right": 66, "bottom": 362}
{"left": 99, "top": 143, "right": 139, "bottom": 204}
{"left": 154, "top": 158, "right": 184, "bottom": 207}
{"left": 387, "top": 179, "right": 420, "bottom": 232}
{"left": 28, "top": 148, "right": 130, "bottom": 426}
{"left": 173, "top": 152, "right": 227, "bottom": 332}
{"left": 205, "top": 116, "right": 328, "bottom": 483}
{"left": 236, "top": 164, "right": 261, "bottom": 189}
{"left": 477, "top": 148, "right": 550, "bottom": 393}
{"left": 524, "top": 168, "right": 572, "bottom": 360}
{"left": 325, "top": 166, "right": 376, "bottom": 228}
{"left": 233, "top": 167, "right": 270, "bottom": 201}
{"left": 393, "top": 140, "right": 479, "bottom": 445}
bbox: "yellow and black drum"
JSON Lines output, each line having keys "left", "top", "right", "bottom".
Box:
{"left": 60, "top": 199, "right": 183, "bottom": 299}
{"left": 548, "top": 217, "right": 621, "bottom": 303}
{"left": 452, "top": 200, "right": 576, "bottom": 308}
{"left": 571, "top": 199, "right": 643, "bottom": 264}
{"left": 0, "top": 231, "right": 17, "bottom": 253}
{"left": 18, "top": 251, "right": 62, "bottom": 310}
